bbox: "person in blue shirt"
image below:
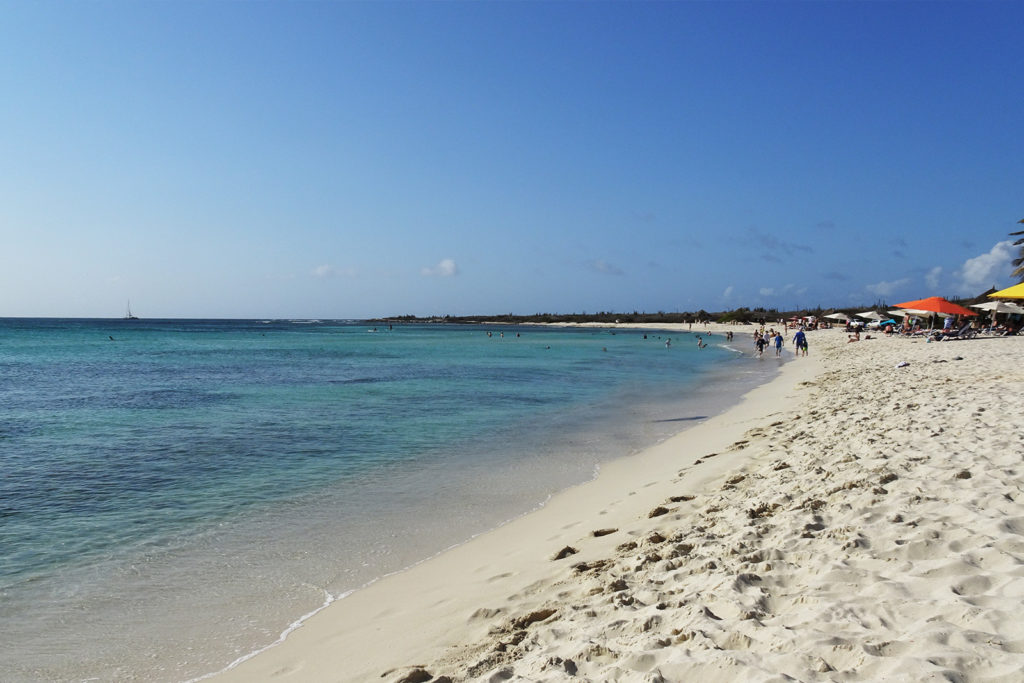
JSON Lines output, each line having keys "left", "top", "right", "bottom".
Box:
{"left": 793, "top": 329, "right": 808, "bottom": 356}
{"left": 774, "top": 332, "right": 784, "bottom": 356}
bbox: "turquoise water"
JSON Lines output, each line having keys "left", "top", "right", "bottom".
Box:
{"left": 0, "top": 319, "right": 775, "bottom": 681}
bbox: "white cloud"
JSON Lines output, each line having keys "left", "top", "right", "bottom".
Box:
{"left": 723, "top": 285, "right": 734, "bottom": 298}
{"left": 866, "top": 278, "right": 910, "bottom": 297}
{"left": 587, "top": 259, "right": 624, "bottom": 276}
{"left": 957, "top": 240, "right": 1014, "bottom": 293}
{"left": 312, "top": 264, "right": 356, "bottom": 278}
{"left": 758, "top": 284, "right": 806, "bottom": 299}
{"left": 782, "top": 283, "right": 807, "bottom": 297}
{"left": 421, "top": 258, "right": 458, "bottom": 277}
{"left": 925, "top": 266, "right": 943, "bottom": 289}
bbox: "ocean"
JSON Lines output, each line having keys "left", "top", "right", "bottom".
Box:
{"left": 0, "top": 318, "right": 778, "bottom": 681}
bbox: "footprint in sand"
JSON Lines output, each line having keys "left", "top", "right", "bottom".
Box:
{"left": 1001, "top": 517, "right": 1024, "bottom": 536}
{"left": 552, "top": 546, "right": 578, "bottom": 560}
{"left": 468, "top": 607, "right": 503, "bottom": 621}
{"left": 668, "top": 494, "right": 695, "bottom": 503}
{"left": 951, "top": 574, "right": 992, "bottom": 596}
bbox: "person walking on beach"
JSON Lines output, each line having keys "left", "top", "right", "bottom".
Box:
{"left": 755, "top": 335, "right": 766, "bottom": 357}
{"left": 793, "top": 328, "right": 808, "bottom": 356}
{"left": 774, "top": 332, "right": 784, "bottom": 356}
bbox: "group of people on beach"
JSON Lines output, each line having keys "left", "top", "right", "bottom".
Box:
{"left": 753, "top": 326, "right": 808, "bottom": 357}
{"left": 866, "top": 313, "right": 1019, "bottom": 341}
{"left": 752, "top": 328, "right": 782, "bottom": 357}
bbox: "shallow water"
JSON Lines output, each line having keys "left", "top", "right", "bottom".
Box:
{"left": 0, "top": 319, "right": 778, "bottom": 681}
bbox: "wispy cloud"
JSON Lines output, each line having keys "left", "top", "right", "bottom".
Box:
{"left": 421, "top": 258, "right": 459, "bottom": 277}
{"left": 587, "top": 259, "right": 624, "bottom": 276}
{"left": 760, "top": 283, "right": 808, "bottom": 298}
{"left": 312, "top": 264, "right": 356, "bottom": 278}
{"left": 925, "top": 266, "right": 943, "bottom": 289}
{"left": 723, "top": 285, "right": 734, "bottom": 298}
{"left": 746, "top": 228, "right": 813, "bottom": 263}
{"left": 866, "top": 278, "right": 910, "bottom": 297}
{"left": 957, "top": 240, "right": 1014, "bottom": 293}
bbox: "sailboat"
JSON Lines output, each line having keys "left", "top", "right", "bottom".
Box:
{"left": 123, "top": 301, "right": 139, "bottom": 320}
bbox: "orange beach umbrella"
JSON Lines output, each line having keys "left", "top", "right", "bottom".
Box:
{"left": 988, "top": 282, "right": 1024, "bottom": 299}
{"left": 893, "top": 296, "right": 977, "bottom": 317}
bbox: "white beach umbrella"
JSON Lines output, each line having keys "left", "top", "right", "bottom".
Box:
{"left": 971, "top": 300, "right": 1024, "bottom": 329}
{"left": 824, "top": 312, "right": 850, "bottom": 321}
{"left": 856, "top": 310, "right": 885, "bottom": 320}
{"left": 971, "top": 301, "right": 1024, "bottom": 314}
{"left": 890, "top": 308, "right": 947, "bottom": 330}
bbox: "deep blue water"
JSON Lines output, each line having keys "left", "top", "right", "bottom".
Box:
{"left": 0, "top": 318, "right": 770, "bottom": 681}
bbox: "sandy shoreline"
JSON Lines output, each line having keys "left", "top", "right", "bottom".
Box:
{"left": 213, "top": 325, "right": 1024, "bottom": 682}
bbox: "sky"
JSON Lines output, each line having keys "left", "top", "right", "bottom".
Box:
{"left": 1, "top": 1, "right": 1022, "bottom": 319}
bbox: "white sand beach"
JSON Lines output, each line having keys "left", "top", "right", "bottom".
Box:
{"left": 214, "top": 325, "right": 1024, "bottom": 682}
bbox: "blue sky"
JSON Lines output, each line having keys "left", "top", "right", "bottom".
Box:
{"left": 2, "top": 1, "right": 1021, "bottom": 318}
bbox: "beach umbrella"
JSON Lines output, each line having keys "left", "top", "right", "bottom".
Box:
{"left": 824, "top": 312, "right": 850, "bottom": 321}
{"left": 988, "top": 282, "right": 1024, "bottom": 299}
{"left": 857, "top": 311, "right": 885, "bottom": 321}
{"left": 971, "top": 300, "right": 1024, "bottom": 314}
{"left": 893, "top": 296, "right": 977, "bottom": 317}
{"left": 971, "top": 300, "right": 1024, "bottom": 330}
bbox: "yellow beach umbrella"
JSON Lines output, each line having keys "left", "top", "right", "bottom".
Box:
{"left": 989, "top": 282, "right": 1024, "bottom": 299}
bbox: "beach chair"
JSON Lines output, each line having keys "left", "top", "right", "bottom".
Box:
{"left": 941, "top": 323, "right": 975, "bottom": 341}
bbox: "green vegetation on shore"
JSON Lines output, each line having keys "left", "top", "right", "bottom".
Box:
{"left": 373, "top": 307, "right": 814, "bottom": 326}
{"left": 373, "top": 292, "right": 995, "bottom": 327}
